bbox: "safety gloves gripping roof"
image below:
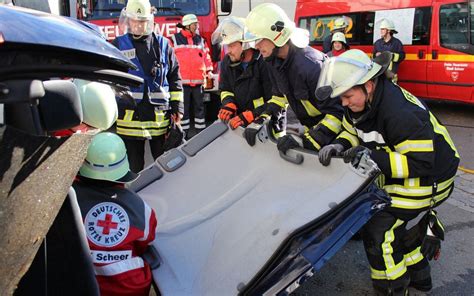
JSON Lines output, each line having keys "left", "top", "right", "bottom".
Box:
{"left": 318, "top": 144, "right": 344, "bottom": 166}
{"left": 218, "top": 102, "right": 238, "bottom": 122}
{"left": 229, "top": 111, "right": 254, "bottom": 129}
{"left": 277, "top": 134, "right": 303, "bottom": 154}
{"left": 421, "top": 210, "right": 445, "bottom": 261}
{"left": 341, "top": 146, "right": 371, "bottom": 166}
{"left": 243, "top": 116, "right": 265, "bottom": 146}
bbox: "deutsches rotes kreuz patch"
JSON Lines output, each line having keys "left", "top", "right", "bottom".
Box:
{"left": 85, "top": 202, "right": 130, "bottom": 247}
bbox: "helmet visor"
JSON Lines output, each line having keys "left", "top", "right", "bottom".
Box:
{"left": 317, "top": 56, "right": 373, "bottom": 99}
{"left": 119, "top": 8, "right": 154, "bottom": 36}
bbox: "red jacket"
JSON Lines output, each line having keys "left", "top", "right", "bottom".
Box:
{"left": 170, "top": 30, "right": 212, "bottom": 86}
{"left": 73, "top": 179, "right": 158, "bottom": 296}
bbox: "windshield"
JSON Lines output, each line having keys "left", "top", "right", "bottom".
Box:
{"left": 83, "top": 0, "right": 210, "bottom": 21}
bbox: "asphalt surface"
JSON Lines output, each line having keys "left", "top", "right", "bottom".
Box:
{"left": 292, "top": 100, "right": 474, "bottom": 296}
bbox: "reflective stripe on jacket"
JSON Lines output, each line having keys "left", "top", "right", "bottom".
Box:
{"left": 334, "top": 78, "right": 459, "bottom": 213}
{"left": 171, "top": 31, "right": 213, "bottom": 86}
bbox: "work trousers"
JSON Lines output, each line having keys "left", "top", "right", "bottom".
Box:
{"left": 123, "top": 135, "right": 166, "bottom": 173}
{"left": 182, "top": 85, "right": 205, "bottom": 133}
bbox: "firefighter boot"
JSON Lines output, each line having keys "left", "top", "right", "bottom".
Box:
{"left": 408, "top": 261, "right": 432, "bottom": 292}
{"left": 373, "top": 273, "right": 410, "bottom": 296}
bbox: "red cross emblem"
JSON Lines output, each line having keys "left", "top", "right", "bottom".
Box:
{"left": 97, "top": 214, "right": 119, "bottom": 235}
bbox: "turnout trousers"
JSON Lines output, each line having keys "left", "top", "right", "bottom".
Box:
{"left": 361, "top": 210, "right": 431, "bottom": 295}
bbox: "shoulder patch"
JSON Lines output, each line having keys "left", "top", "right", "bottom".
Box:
{"left": 85, "top": 202, "right": 130, "bottom": 247}
{"left": 122, "top": 48, "right": 136, "bottom": 59}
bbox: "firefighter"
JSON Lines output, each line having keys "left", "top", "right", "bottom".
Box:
{"left": 323, "top": 17, "right": 348, "bottom": 54}
{"left": 243, "top": 3, "right": 344, "bottom": 152}
{"left": 373, "top": 18, "right": 405, "bottom": 82}
{"left": 316, "top": 49, "right": 459, "bottom": 295}
{"left": 112, "top": 0, "right": 183, "bottom": 172}
{"left": 211, "top": 16, "right": 278, "bottom": 131}
{"left": 327, "top": 32, "right": 350, "bottom": 57}
{"left": 170, "top": 14, "right": 213, "bottom": 138}
{"left": 74, "top": 132, "right": 157, "bottom": 296}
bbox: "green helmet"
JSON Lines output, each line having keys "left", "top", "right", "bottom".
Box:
{"left": 79, "top": 132, "right": 138, "bottom": 183}
{"left": 246, "top": 3, "right": 309, "bottom": 48}
{"left": 316, "top": 49, "right": 391, "bottom": 99}
{"left": 74, "top": 80, "right": 118, "bottom": 130}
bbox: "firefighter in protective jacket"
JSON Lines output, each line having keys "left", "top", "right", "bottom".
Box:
{"left": 112, "top": 0, "right": 183, "bottom": 172}
{"left": 212, "top": 17, "right": 281, "bottom": 131}
{"left": 171, "top": 14, "right": 213, "bottom": 136}
{"left": 243, "top": 3, "right": 344, "bottom": 150}
{"left": 317, "top": 49, "right": 459, "bottom": 295}
{"left": 74, "top": 132, "right": 158, "bottom": 296}
{"left": 373, "top": 18, "right": 405, "bottom": 82}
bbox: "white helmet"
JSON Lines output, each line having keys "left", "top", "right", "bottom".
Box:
{"left": 74, "top": 79, "right": 118, "bottom": 130}
{"left": 331, "top": 32, "right": 347, "bottom": 44}
{"left": 245, "top": 3, "right": 309, "bottom": 48}
{"left": 119, "top": 0, "right": 154, "bottom": 36}
{"left": 316, "top": 49, "right": 391, "bottom": 98}
{"left": 211, "top": 17, "right": 256, "bottom": 50}
{"left": 332, "top": 17, "right": 348, "bottom": 31}
{"left": 181, "top": 14, "right": 198, "bottom": 26}
{"left": 379, "top": 18, "right": 398, "bottom": 34}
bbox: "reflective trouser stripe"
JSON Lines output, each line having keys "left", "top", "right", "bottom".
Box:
{"left": 371, "top": 219, "right": 407, "bottom": 280}
{"left": 94, "top": 257, "right": 144, "bottom": 276}
{"left": 405, "top": 246, "right": 424, "bottom": 267}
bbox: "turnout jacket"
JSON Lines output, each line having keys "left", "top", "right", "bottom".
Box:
{"left": 219, "top": 50, "right": 272, "bottom": 118}
{"left": 373, "top": 36, "right": 405, "bottom": 74}
{"left": 333, "top": 78, "right": 459, "bottom": 214}
{"left": 264, "top": 43, "right": 344, "bottom": 150}
{"left": 170, "top": 30, "right": 213, "bottom": 86}
{"left": 112, "top": 33, "right": 183, "bottom": 139}
{"left": 73, "top": 178, "right": 157, "bottom": 296}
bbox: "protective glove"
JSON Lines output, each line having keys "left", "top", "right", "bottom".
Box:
{"left": 243, "top": 117, "right": 264, "bottom": 146}
{"left": 229, "top": 111, "right": 255, "bottom": 129}
{"left": 318, "top": 144, "right": 344, "bottom": 166}
{"left": 170, "top": 101, "right": 183, "bottom": 124}
{"left": 218, "top": 102, "right": 237, "bottom": 122}
{"left": 341, "top": 146, "right": 371, "bottom": 166}
{"left": 163, "top": 121, "right": 185, "bottom": 151}
{"left": 277, "top": 134, "right": 303, "bottom": 154}
{"left": 421, "top": 210, "right": 445, "bottom": 260}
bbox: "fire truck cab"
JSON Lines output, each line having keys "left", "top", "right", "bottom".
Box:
{"left": 295, "top": 0, "right": 474, "bottom": 104}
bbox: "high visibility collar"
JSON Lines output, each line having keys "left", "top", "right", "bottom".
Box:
{"left": 181, "top": 29, "right": 194, "bottom": 38}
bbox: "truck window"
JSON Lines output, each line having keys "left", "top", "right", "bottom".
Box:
{"left": 413, "top": 7, "right": 431, "bottom": 45}
{"left": 83, "top": 0, "right": 210, "bottom": 21}
{"left": 440, "top": 2, "right": 474, "bottom": 54}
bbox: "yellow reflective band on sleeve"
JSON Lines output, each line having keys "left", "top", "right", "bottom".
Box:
{"left": 123, "top": 109, "right": 134, "bottom": 121}
{"left": 430, "top": 112, "right": 459, "bottom": 158}
{"left": 272, "top": 128, "right": 286, "bottom": 139}
{"left": 338, "top": 131, "right": 359, "bottom": 147}
{"left": 342, "top": 117, "right": 357, "bottom": 135}
{"left": 220, "top": 91, "right": 234, "bottom": 101}
{"left": 395, "top": 139, "right": 433, "bottom": 154}
{"left": 320, "top": 114, "right": 342, "bottom": 134}
{"left": 392, "top": 52, "right": 400, "bottom": 62}
{"left": 304, "top": 132, "right": 321, "bottom": 150}
{"left": 405, "top": 247, "right": 424, "bottom": 267}
{"left": 170, "top": 91, "right": 183, "bottom": 102}
{"left": 268, "top": 95, "right": 288, "bottom": 108}
{"left": 300, "top": 100, "right": 322, "bottom": 117}
{"left": 253, "top": 97, "right": 265, "bottom": 109}
{"left": 389, "top": 152, "right": 409, "bottom": 178}
{"left": 260, "top": 113, "right": 270, "bottom": 119}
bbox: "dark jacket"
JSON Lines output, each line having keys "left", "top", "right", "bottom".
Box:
{"left": 334, "top": 78, "right": 459, "bottom": 214}
{"left": 219, "top": 50, "right": 272, "bottom": 117}
{"left": 373, "top": 36, "right": 405, "bottom": 74}
{"left": 264, "top": 43, "right": 344, "bottom": 150}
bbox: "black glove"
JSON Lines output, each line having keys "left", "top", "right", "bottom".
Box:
{"left": 243, "top": 117, "right": 264, "bottom": 146}
{"left": 277, "top": 134, "right": 303, "bottom": 153}
{"left": 318, "top": 144, "right": 344, "bottom": 166}
{"left": 163, "top": 122, "right": 185, "bottom": 151}
{"left": 421, "top": 210, "right": 445, "bottom": 260}
{"left": 170, "top": 100, "right": 184, "bottom": 117}
{"left": 342, "top": 146, "right": 371, "bottom": 166}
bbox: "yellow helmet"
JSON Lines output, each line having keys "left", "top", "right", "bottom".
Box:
{"left": 316, "top": 49, "right": 391, "bottom": 98}
{"left": 182, "top": 14, "right": 198, "bottom": 26}
{"left": 245, "top": 3, "right": 296, "bottom": 47}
